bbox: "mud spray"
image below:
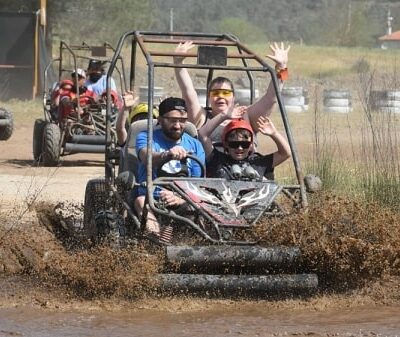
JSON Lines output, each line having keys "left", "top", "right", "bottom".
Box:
{"left": 0, "top": 193, "right": 399, "bottom": 307}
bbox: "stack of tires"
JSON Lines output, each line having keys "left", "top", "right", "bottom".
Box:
{"left": 235, "top": 88, "right": 259, "bottom": 105}
{"left": 323, "top": 89, "right": 352, "bottom": 114}
{"left": 281, "top": 87, "right": 308, "bottom": 113}
{"left": 195, "top": 88, "right": 207, "bottom": 107}
{"left": 0, "top": 107, "right": 14, "bottom": 141}
{"left": 139, "top": 86, "right": 164, "bottom": 105}
{"left": 370, "top": 90, "right": 400, "bottom": 114}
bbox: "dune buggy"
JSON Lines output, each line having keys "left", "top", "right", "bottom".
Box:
{"left": 83, "top": 31, "right": 318, "bottom": 296}
{"left": 33, "top": 41, "right": 127, "bottom": 166}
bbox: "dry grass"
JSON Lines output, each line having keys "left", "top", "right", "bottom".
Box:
{"left": 2, "top": 44, "right": 400, "bottom": 207}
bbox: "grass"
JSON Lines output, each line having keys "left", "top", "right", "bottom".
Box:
{"left": 2, "top": 43, "right": 400, "bottom": 211}
{"left": 0, "top": 99, "right": 42, "bottom": 124}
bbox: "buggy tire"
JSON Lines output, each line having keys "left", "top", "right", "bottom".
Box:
{"left": 33, "top": 119, "right": 46, "bottom": 162}
{"left": 42, "top": 122, "right": 61, "bottom": 166}
{"left": 83, "top": 178, "right": 107, "bottom": 243}
{"left": 0, "top": 108, "right": 14, "bottom": 141}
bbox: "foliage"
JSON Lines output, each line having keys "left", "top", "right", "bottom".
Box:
{"left": 0, "top": 0, "right": 399, "bottom": 47}
{"left": 46, "top": 0, "right": 154, "bottom": 44}
{"left": 217, "top": 17, "right": 266, "bottom": 43}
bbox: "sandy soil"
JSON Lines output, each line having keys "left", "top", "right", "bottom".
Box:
{"left": 0, "top": 121, "right": 104, "bottom": 205}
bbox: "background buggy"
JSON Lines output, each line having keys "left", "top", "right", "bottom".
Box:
{"left": 33, "top": 41, "right": 127, "bottom": 166}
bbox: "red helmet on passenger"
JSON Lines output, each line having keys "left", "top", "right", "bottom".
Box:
{"left": 221, "top": 119, "right": 254, "bottom": 146}
{"left": 60, "top": 79, "right": 73, "bottom": 88}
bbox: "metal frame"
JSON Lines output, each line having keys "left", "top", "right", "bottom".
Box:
{"left": 41, "top": 41, "right": 127, "bottom": 158}
{"left": 105, "top": 31, "right": 308, "bottom": 243}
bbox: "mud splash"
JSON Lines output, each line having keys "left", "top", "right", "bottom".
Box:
{"left": 1, "top": 193, "right": 400, "bottom": 305}
{"left": 0, "top": 201, "right": 161, "bottom": 300}
{"left": 254, "top": 192, "right": 400, "bottom": 292}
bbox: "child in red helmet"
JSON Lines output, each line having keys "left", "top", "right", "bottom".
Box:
{"left": 198, "top": 107, "right": 291, "bottom": 180}
{"left": 58, "top": 69, "right": 97, "bottom": 123}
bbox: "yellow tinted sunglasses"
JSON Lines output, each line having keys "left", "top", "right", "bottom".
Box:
{"left": 209, "top": 89, "right": 234, "bottom": 98}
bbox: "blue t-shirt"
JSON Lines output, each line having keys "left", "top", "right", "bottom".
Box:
{"left": 136, "top": 129, "right": 205, "bottom": 196}
{"left": 85, "top": 75, "right": 117, "bottom": 96}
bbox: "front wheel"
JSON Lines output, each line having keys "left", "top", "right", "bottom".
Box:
{"left": 32, "top": 119, "right": 46, "bottom": 162}
{"left": 42, "top": 122, "right": 61, "bottom": 166}
{"left": 83, "top": 178, "right": 107, "bottom": 243}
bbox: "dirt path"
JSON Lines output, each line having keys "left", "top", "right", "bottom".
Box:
{"left": 0, "top": 121, "right": 105, "bottom": 205}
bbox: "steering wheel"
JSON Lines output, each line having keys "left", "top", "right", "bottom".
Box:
{"left": 156, "top": 153, "right": 205, "bottom": 178}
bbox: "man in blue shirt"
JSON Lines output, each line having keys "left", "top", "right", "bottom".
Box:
{"left": 134, "top": 97, "right": 205, "bottom": 239}
{"left": 85, "top": 59, "right": 117, "bottom": 96}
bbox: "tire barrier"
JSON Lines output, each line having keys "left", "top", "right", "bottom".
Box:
{"left": 139, "top": 86, "right": 164, "bottom": 104}
{"left": 323, "top": 89, "right": 352, "bottom": 114}
{"left": 370, "top": 90, "right": 400, "bottom": 114}
{"left": 196, "top": 87, "right": 207, "bottom": 107}
{"left": 281, "top": 87, "right": 308, "bottom": 113}
{"left": 235, "top": 88, "right": 259, "bottom": 105}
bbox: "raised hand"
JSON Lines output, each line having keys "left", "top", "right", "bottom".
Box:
{"left": 123, "top": 90, "right": 139, "bottom": 109}
{"left": 256, "top": 116, "right": 277, "bottom": 136}
{"left": 266, "top": 42, "right": 290, "bottom": 69}
{"left": 224, "top": 104, "right": 247, "bottom": 120}
{"left": 174, "top": 40, "right": 195, "bottom": 63}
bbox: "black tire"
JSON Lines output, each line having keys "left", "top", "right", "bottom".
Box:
{"left": 32, "top": 119, "right": 46, "bottom": 162}
{"left": 0, "top": 108, "right": 14, "bottom": 141}
{"left": 83, "top": 178, "right": 107, "bottom": 243}
{"left": 42, "top": 122, "right": 61, "bottom": 166}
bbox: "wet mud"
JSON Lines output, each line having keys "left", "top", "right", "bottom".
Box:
{"left": 0, "top": 193, "right": 399, "bottom": 336}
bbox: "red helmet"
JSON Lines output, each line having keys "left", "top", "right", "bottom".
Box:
{"left": 221, "top": 119, "right": 254, "bottom": 146}
{"left": 60, "top": 79, "right": 74, "bottom": 89}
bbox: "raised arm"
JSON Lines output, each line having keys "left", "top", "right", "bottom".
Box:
{"left": 116, "top": 91, "right": 139, "bottom": 146}
{"left": 198, "top": 106, "right": 246, "bottom": 158}
{"left": 247, "top": 42, "right": 290, "bottom": 133}
{"left": 174, "top": 41, "right": 206, "bottom": 128}
{"left": 256, "top": 116, "right": 291, "bottom": 167}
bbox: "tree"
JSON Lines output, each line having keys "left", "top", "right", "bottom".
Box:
{"left": 47, "top": 0, "right": 154, "bottom": 45}
{"left": 217, "top": 17, "right": 266, "bottom": 43}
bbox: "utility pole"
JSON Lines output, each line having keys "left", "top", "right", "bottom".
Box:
{"left": 387, "top": 8, "right": 393, "bottom": 35}
{"left": 346, "top": 0, "right": 352, "bottom": 34}
{"left": 170, "top": 8, "right": 174, "bottom": 33}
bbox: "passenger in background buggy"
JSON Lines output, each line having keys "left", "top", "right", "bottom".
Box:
{"left": 198, "top": 106, "right": 290, "bottom": 181}
{"left": 57, "top": 68, "right": 97, "bottom": 133}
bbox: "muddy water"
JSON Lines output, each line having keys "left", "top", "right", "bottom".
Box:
{"left": 0, "top": 305, "right": 399, "bottom": 336}
{"left": 1, "top": 195, "right": 400, "bottom": 336}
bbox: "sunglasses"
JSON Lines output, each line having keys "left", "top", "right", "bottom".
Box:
{"left": 227, "top": 141, "right": 251, "bottom": 149}
{"left": 209, "top": 89, "right": 234, "bottom": 98}
{"left": 162, "top": 116, "right": 188, "bottom": 124}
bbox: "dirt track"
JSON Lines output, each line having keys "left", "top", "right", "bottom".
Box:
{"left": 0, "top": 121, "right": 104, "bottom": 205}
